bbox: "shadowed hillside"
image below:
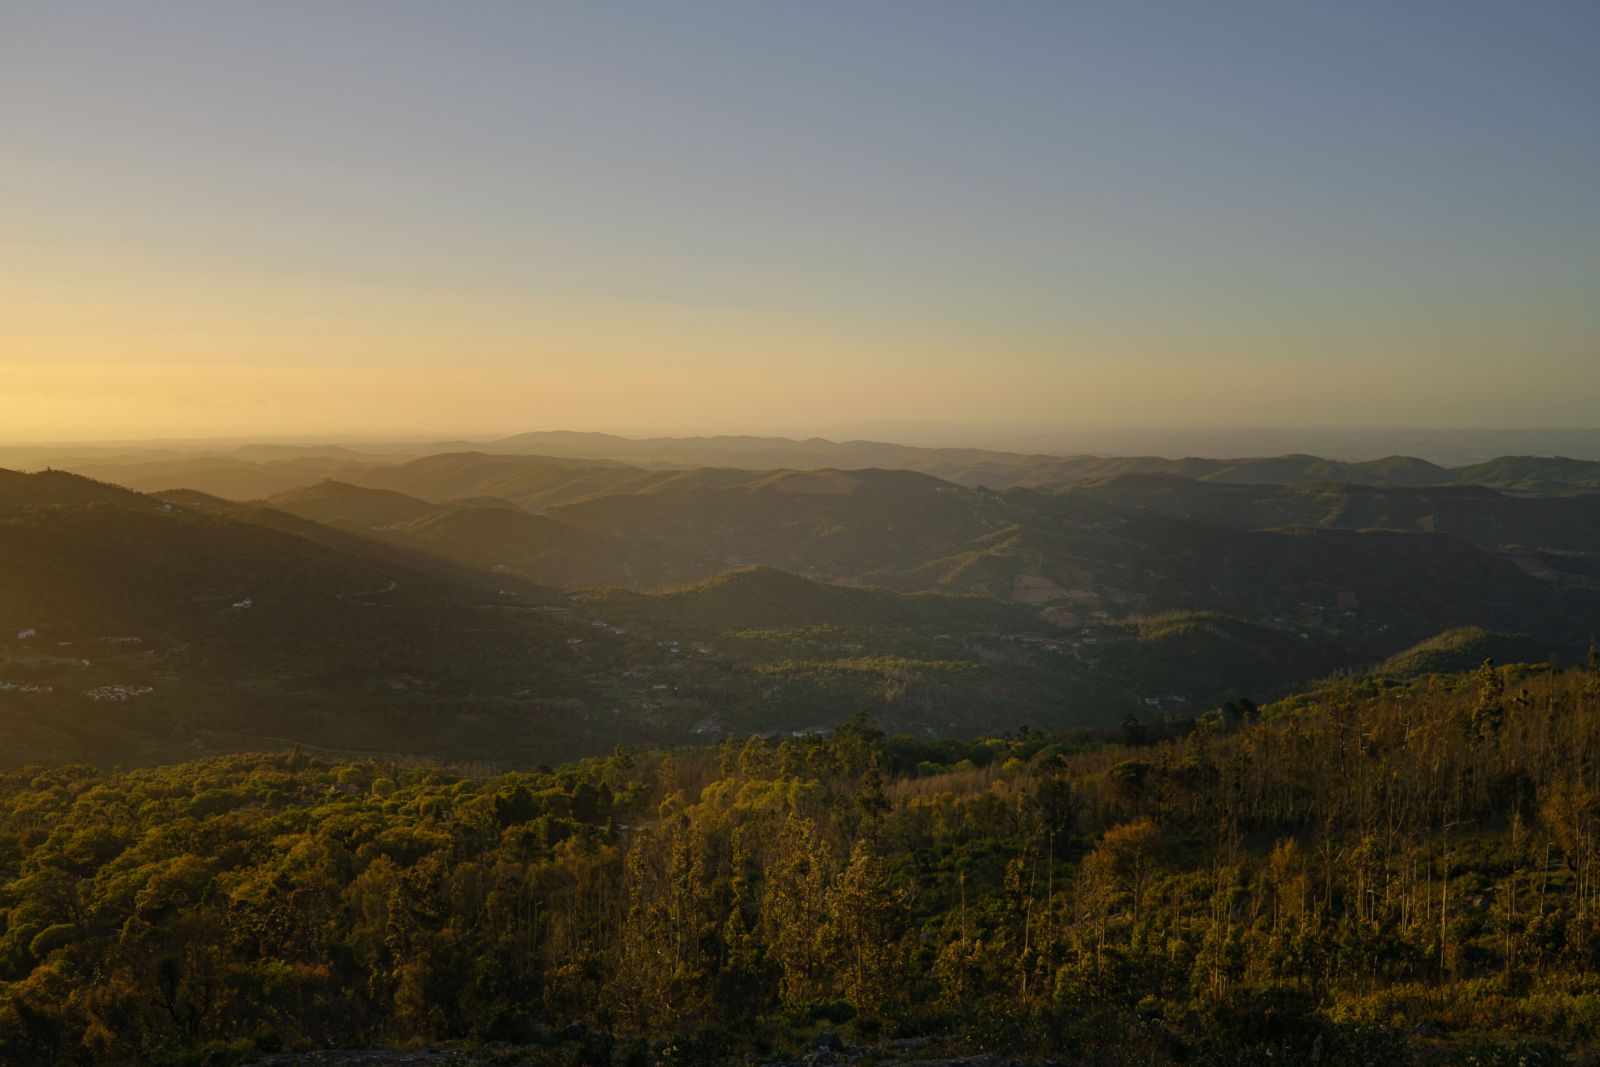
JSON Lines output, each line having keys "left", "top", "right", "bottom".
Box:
{"left": 0, "top": 470, "right": 650, "bottom": 767}
{"left": 6, "top": 463, "right": 1599, "bottom": 772}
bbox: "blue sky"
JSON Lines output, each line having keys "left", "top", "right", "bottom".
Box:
{"left": 3, "top": 1, "right": 1597, "bottom": 440}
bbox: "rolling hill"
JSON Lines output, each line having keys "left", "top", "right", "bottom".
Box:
{"left": 1373, "top": 626, "right": 1555, "bottom": 678}
{"left": 266, "top": 479, "right": 441, "bottom": 526}
{"left": 1062, "top": 473, "right": 1600, "bottom": 553}
{"left": 250, "top": 456, "right": 1600, "bottom": 667}
{"left": 0, "top": 470, "right": 647, "bottom": 767}
{"left": 380, "top": 503, "right": 678, "bottom": 589}
{"left": 489, "top": 432, "right": 1600, "bottom": 492}
{"left": 584, "top": 564, "right": 1033, "bottom": 632}
{"left": 20, "top": 432, "right": 1600, "bottom": 500}
{"left": 264, "top": 479, "right": 681, "bottom": 588}
{"left": 7, "top": 451, "right": 1598, "bottom": 771}
{"left": 4, "top": 470, "right": 1290, "bottom": 766}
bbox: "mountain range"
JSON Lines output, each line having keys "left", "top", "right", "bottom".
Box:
{"left": 13, "top": 430, "right": 1600, "bottom": 499}
{"left": 4, "top": 434, "right": 1597, "bottom": 770}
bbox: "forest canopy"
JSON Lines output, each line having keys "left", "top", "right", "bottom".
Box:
{"left": 4, "top": 659, "right": 1600, "bottom": 1065}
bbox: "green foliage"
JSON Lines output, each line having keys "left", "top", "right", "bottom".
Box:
{"left": 4, "top": 665, "right": 1600, "bottom": 1063}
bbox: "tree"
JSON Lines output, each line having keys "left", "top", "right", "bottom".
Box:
{"left": 1469, "top": 659, "right": 1506, "bottom": 742}
{"left": 760, "top": 815, "right": 833, "bottom": 1006}
{"left": 824, "top": 837, "right": 910, "bottom": 1017}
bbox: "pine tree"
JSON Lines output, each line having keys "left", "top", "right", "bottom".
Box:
{"left": 824, "top": 836, "right": 910, "bottom": 1017}
{"left": 1470, "top": 659, "right": 1506, "bottom": 742}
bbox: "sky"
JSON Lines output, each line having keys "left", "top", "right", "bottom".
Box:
{"left": 3, "top": 1, "right": 1598, "bottom": 444}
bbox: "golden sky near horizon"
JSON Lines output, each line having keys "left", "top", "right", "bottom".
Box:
{"left": 3, "top": 271, "right": 1588, "bottom": 442}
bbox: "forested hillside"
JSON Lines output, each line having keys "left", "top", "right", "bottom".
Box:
{"left": 13, "top": 472, "right": 1315, "bottom": 767}
{"left": 0, "top": 470, "right": 643, "bottom": 767}
{"left": 4, "top": 660, "right": 1600, "bottom": 1065}
{"left": 7, "top": 465, "right": 1599, "bottom": 772}
{"left": 268, "top": 460, "right": 1600, "bottom": 658}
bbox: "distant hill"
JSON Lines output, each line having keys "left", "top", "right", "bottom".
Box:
{"left": 585, "top": 565, "right": 1032, "bottom": 632}
{"left": 0, "top": 469, "right": 646, "bottom": 767}
{"left": 22, "top": 430, "right": 1600, "bottom": 500}
{"left": 348, "top": 451, "right": 755, "bottom": 509}
{"left": 0, "top": 471, "right": 1091, "bottom": 764}
{"left": 1010, "top": 452, "right": 1600, "bottom": 491}
{"left": 525, "top": 464, "right": 1590, "bottom": 656}
{"left": 0, "top": 468, "right": 1394, "bottom": 768}
{"left": 228, "top": 443, "right": 381, "bottom": 462}
{"left": 1374, "top": 626, "right": 1554, "bottom": 678}
{"left": 48, "top": 453, "right": 377, "bottom": 499}
{"left": 249, "top": 455, "right": 1600, "bottom": 667}
{"left": 267, "top": 479, "right": 439, "bottom": 526}
{"left": 0, "top": 467, "right": 151, "bottom": 512}
{"left": 1451, "top": 454, "right": 1600, "bottom": 492}
{"left": 382, "top": 504, "right": 677, "bottom": 589}
{"left": 1065, "top": 474, "right": 1600, "bottom": 553}
{"left": 8, "top": 455, "right": 1600, "bottom": 769}
{"left": 545, "top": 466, "right": 995, "bottom": 583}
{"left": 264, "top": 476, "right": 680, "bottom": 588}
{"left": 490, "top": 432, "right": 1600, "bottom": 492}
{"left": 491, "top": 430, "right": 1060, "bottom": 483}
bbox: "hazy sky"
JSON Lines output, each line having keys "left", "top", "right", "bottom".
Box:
{"left": 4, "top": 1, "right": 1598, "bottom": 442}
